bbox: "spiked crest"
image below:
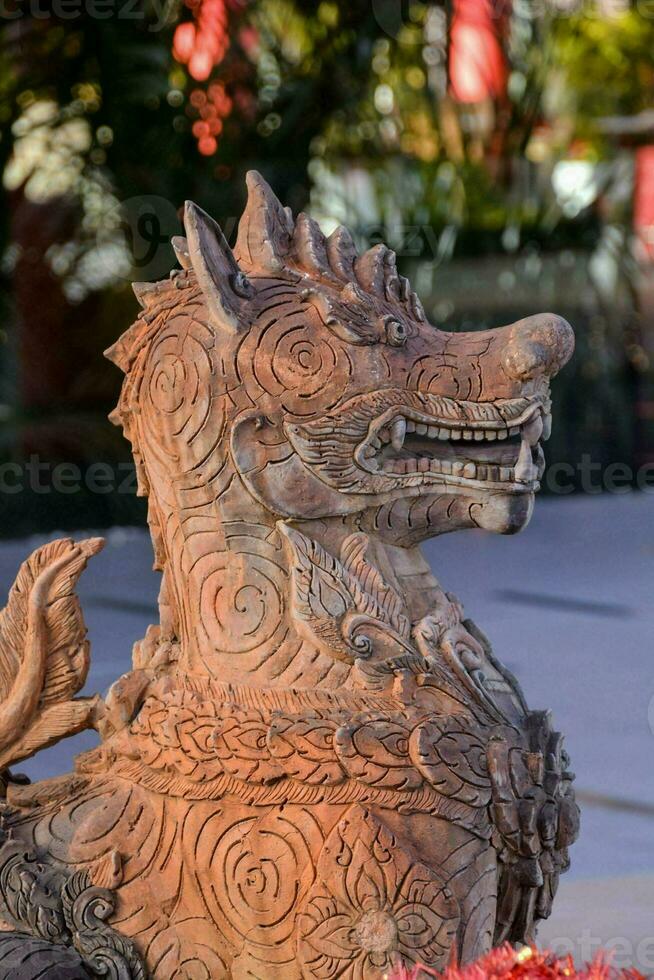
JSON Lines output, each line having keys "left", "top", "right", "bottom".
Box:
{"left": 106, "top": 170, "right": 428, "bottom": 374}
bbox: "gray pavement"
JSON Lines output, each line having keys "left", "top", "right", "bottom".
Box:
{"left": 2, "top": 493, "right": 653, "bottom": 962}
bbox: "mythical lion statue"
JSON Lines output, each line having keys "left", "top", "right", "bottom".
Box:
{"left": 0, "top": 173, "right": 578, "bottom": 979}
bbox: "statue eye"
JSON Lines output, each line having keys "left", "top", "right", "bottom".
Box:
{"left": 385, "top": 319, "right": 407, "bottom": 347}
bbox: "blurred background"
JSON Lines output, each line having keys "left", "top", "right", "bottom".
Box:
{"left": 1, "top": 0, "right": 654, "bottom": 530}
{"left": 2, "top": 2, "right": 654, "bottom": 967}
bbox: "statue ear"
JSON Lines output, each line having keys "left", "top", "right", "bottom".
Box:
{"left": 183, "top": 200, "right": 253, "bottom": 332}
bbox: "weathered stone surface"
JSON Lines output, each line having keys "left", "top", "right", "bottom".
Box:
{"left": 0, "top": 173, "right": 578, "bottom": 978}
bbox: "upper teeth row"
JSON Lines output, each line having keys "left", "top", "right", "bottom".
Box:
{"left": 376, "top": 415, "right": 545, "bottom": 452}
{"left": 360, "top": 411, "right": 547, "bottom": 485}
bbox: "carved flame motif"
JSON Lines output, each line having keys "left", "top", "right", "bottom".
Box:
{"left": 0, "top": 173, "right": 578, "bottom": 978}
{"left": 280, "top": 523, "right": 412, "bottom": 662}
{"left": 0, "top": 538, "right": 102, "bottom": 773}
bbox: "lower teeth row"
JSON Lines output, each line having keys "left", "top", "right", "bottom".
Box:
{"left": 382, "top": 457, "right": 518, "bottom": 481}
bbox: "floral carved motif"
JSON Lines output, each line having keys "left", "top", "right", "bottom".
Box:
{"left": 297, "top": 805, "right": 460, "bottom": 978}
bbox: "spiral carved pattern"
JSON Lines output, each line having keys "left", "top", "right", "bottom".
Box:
{"left": 141, "top": 318, "right": 227, "bottom": 474}
{"left": 146, "top": 928, "right": 228, "bottom": 980}
{"left": 195, "top": 550, "right": 285, "bottom": 656}
{"left": 195, "top": 808, "right": 323, "bottom": 953}
{"left": 240, "top": 307, "right": 353, "bottom": 417}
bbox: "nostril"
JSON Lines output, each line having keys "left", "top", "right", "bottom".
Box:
{"left": 502, "top": 313, "right": 574, "bottom": 382}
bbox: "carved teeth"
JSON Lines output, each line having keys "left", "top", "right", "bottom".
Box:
{"left": 368, "top": 404, "right": 547, "bottom": 485}
{"left": 391, "top": 418, "right": 406, "bottom": 451}
{"left": 514, "top": 434, "right": 537, "bottom": 484}
{"left": 523, "top": 412, "right": 543, "bottom": 447}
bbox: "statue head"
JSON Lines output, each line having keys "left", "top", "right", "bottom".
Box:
{"left": 107, "top": 172, "right": 573, "bottom": 552}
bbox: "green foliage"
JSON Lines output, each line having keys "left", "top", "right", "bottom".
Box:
{"left": 552, "top": 8, "right": 654, "bottom": 139}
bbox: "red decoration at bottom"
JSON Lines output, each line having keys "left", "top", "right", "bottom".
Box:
{"left": 388, "top": 945, "right": 645, "bottom": 980}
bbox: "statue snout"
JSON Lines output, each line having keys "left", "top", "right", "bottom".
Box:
{"left": 501, "top": 313, "right": 574, "bottom": 383}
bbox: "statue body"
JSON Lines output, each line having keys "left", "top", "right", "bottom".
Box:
{"left": 0, "top": 174, "right": 578, "bottom": 979}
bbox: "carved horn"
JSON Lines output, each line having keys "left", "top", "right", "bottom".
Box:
{"left": 184, "top": 201, "right": 252, "bottom": 332}
{"left": 327, "top": 226, "right": 357, "bottom": 281}
{"left": 234, "top": 170, "right": 294, "bottom": 273}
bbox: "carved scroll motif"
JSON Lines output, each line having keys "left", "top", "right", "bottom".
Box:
{"left": 110, "top": 677, "right": 497, "bottom": 828}
{"left": 0, "top": 829, "right": 146, "bottom": 979}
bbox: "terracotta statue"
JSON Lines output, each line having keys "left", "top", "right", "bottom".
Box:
{"left": 0, "top": 173, "right": 579, "bottom": 979}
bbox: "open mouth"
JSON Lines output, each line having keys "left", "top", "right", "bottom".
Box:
{"left": 354, "top": 406, "right": 548, "bottom": 491}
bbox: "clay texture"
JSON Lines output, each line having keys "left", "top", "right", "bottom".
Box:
{"left": 0, "top": 173, "right": 578, "bottom": 979}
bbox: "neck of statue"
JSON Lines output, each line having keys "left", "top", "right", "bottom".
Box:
{"left": 153, "top": 467, "right": 452, "bottom": 691}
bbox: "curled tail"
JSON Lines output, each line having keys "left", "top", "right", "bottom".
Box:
{"left": 0, "top": 537, "right": 103, "bottom": 772}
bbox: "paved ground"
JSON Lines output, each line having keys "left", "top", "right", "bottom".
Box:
{"left": 1, "top": 492, "right": 653, "bottom": 967}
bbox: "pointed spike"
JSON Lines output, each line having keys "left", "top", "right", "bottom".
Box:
{"left": 234, "top": 170, "right": 294, "bottom": 273}
{"left": 327, "top": 226, "right": 357, "bottom": 281}
{"left": 341, "top": 281, "right": 367, "bottom": 307}
{"left": 132, "top": 281, "right": 159, "bottom": 308}
{"left": 104, "top": 318, "right": 152, "bottom": 372}
{"left": 382, "top": 248, "right": 401, "bottom": 301}
{"left": 410, "top": 290, "right": 426, "bottom": 322}
{"left": 171, "top": 235, "right": 191, "bottom": 269}
{"left": 104, "top": 341, "right": 126, "bottom": 370}
{"left": 399, "top": 275, "right": 411, "bottom": 302}
{"left": 292, "top": 212, "right": 333, "bottom": 278}
{"left": 397, "top": 273, "right": 425, "bottom": 321}
{"left": 355, "top": 244, "right": 393, "bottom": 296}
{"left": 184, "top": 200, "right": 245, "bottom": 332}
